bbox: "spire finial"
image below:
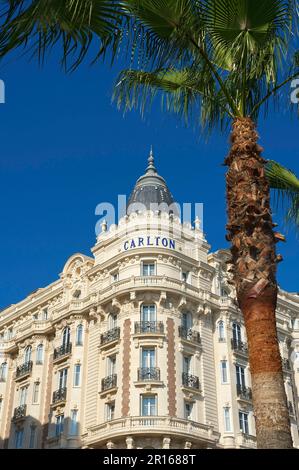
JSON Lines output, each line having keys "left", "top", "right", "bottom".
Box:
{"left": 146, "top": 145, "right": 157, "bottom": 173}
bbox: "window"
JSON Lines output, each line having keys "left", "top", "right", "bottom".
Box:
{"left": 224, "top": 407, "right": 231, "bottom": 432}
{"left": 42, "top": 309, "right": 48, "bottom": 320}
{"left": 236, "top": 364, "right": 246, "bottom": 389}
{"left": 29, "top": 425, "right": 36, "bottom": 449}
{"left": 32, "top": 382, "right": 40, "bottom": 404}
{"left": 141, "top": 395, "right": 157, "bottom": 416}
{"left": 232, "top": 323, "right": 242, "bottom": 344}
{"left": 62, "top": 327, "right": 70, "bottom": 348}
{"left": 58, "top": 368, "right": 68, "bottom": 389}
{"left": 142, "top": 348, "right": 156, "bottom": 369}
{"left": 221, "top": 361, "right": 228, "bottom": 384}
{"left": 19, "top": 386, "right": 28, "bottom": 406}
{"left": 36, "top": 344, "right": 44, "bottom": 364}
{"left": 107, "top": 356, "right": 116, "bottom": 376}
{"left": 0, "top": 362, "right": 7, "bottom": 382}
{"left": 24, "top": 346, "right": 32, "bottom": 363}
{"left": 182, "top": 312, "right": 192, "bottom": 330}
{"left": 0, "top": 398, "right": 3, "bottom": 414}
{"left": 221, "top": 287, "right": 229, "bottom": 297}
{"left": 76, "top": 325, "right": 83, "bottom": 346}
{"left": 183, "top": 355, "right": 191, "bottom": 375}
{"left": 55, "top": 414, "right": 64, "bottom": 436}
{"left": 15, "top": 428, "right": 24, "bottom": 449}
{"left": 73, "top": 289, "right": 81, "bottom": 299}
{"left": 70, "top": 410, "right": 79, "bottom": 436}
{"left": 111, "top": 272, "right": 119, "bottom": 282}
{"left": 141, "top": 305, "right": 156, "bottom": 323}
{"left": 106, "top": 402, "right": 115, "bottom": 421}
{"left": 218, "top": 321, "right": 225, "bottom": 341}
{"left": 239, "top": 411, "right": 249, "bottom": 434}
{"left": 182, "top": 271, "right": 190, "bottom": 283}
{"left": 7, "top": 328, "right": 13, "bottom": 340}
{"left": 108, "top": 313, "right": 118, "bottom": 329}
{"left": 184, "top": 402, "right": 193, "bottom": 420}
{"left": 73, "top": 364, "right": 81, "bottom": 387}
{"left": 142, "top": 262, "right": 156, "bottom": 277}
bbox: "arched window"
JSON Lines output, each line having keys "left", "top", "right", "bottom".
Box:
{"left": 232, "top": 323, "right": 242, "bottom": 345}
{"left": 218, "top": 320, "right": 225, "bottom": 341}
{"left": 76, "top": 325, "right": 83, "bottom": 346}
{"left": 0, "top": 362, "right": 7, "bottom": 382}
{"left": 36, "top": 344, "right": 44, "bottom": 364}
{"left": 62, "top": 327, "right": 70, "bottom": 348}
{"left": 24, "top": 346, "right": 32, "bottom": 364}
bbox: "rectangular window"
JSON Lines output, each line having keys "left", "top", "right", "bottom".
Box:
{"left": 58, "top": 368, "right": 68, "bottom": 389}
{"left": 32, "top": 382, "right": 39, "bottom": 404}
{"left": 73, "top": 365, "right": 81, "bottom": 387}
{"left": 183, "top": 355, "right": 191, "bottom": 375}
{"left": 109, "top": 313, "right": 118, "bottom": 329}
{"left": 224, "top": 407, "right": 231, "bottom": 432}
{"left": 141, "top": 395, "right": 157, "bottom": 417}
{"left": 141, "top": 305, "right": 156, "bottom": 323}
{"left": 42, "top": 309, "right": 48, "bottom": 320}
{"left": 19, "top": 386, "right": 28, "bottom": 406}
{"left": 106, "top": 402, "right": 115, "bottom": 422}
{"left": 0, "top": 398, "right": 2, "bottom": 414}
{"left": 239, "top": 411, "right": 249, "bottom": 435}
{"left": 182, "top": 312, "right": 193, "bottom": 330}
{"left": 236, "top": 365, "right": 246, "bottom": 389}
{"left": 70, "top": 409, "right": 79, "bottom": 436}
{"left": 182, "top": 271, "right": 190, "bottom": 283}
{"left": 141, "top": 348, "right": 156, "bottom": 368}
{"left": 112, "top": 272, "right": 119, "bottom": 283}
{"left": 55, "top": 414, "right": 64, "bottom": 437}
{"left": 29, "top": 426, "right": 36, "bottom": 449}
{"left": 15, "top": 428, "right": 24, "bottom": 449}
{"left": 107, "top": 356, "right": 116, "bottom": 376}
{"left": 221, "top": 361, "right": 228, "bottom": 384}
{"left": 142, "top": 263, "right": 156, "bottom": 277}
{"left": 184, "top": 402, "right": 193, "bottom": 420}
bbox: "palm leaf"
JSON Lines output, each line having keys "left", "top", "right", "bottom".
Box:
{"left": 266, "top": 160, "right": 299, "bottom": 228}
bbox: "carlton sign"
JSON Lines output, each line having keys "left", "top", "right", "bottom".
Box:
{"left": 123, "top": 236, "right": 176, "bottom": 251}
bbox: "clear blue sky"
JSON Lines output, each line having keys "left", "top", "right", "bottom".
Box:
{"left": 0, "top": 52, "right": 298, "bottom": 309}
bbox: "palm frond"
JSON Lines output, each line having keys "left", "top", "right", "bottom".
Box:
{"left": 266, "top": 159, "right": 299, "bottom": 228}
{"left": 0, "top": 0, "right": 126, "bottom": 70}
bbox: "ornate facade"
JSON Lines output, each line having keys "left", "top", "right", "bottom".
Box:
{"left": 0, "top": 153, "right": 299, "bottom": 449}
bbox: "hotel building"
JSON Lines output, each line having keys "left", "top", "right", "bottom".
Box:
{"left": 0, "top": 152, "right": 299, "bottom": 449}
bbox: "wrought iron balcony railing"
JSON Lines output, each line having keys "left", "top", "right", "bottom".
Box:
{"left": 12, "top": 404, "right": 27, "bottom": 420}
{"left": 53, "top": 343, "right": 72, "bottom": 360}
{"left": 237, "top": 385, "right": 252, "bottom": 401}
{"left": 182, "top": 372, "right": 200, "bottom": 390}
{"left": 101, "top": 374, "right": 117, "bottom": 392}
{"left": 100, "top": 327, "right": 120, "bottom": 346}
{"left": 52, "top": 387, "right": 67, "bottom": 404}
{"left": 282, "top": 358, "right": 291, "bottom": 371}
{"left": 138, "top": 367, "right": 161, "bottom": 382}
{"left": 134, "top": 321, "right": 164, "bottom": 335}
{"left": 178, "top": 326, "right": 201, "bottom": 344}
{"left": 231, "top": 339, "right": 248, "bottom": 354}
{"left": 16, "top": 361, "right": 33, "bottom": 379}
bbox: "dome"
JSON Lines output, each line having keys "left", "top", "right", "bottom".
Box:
{"left": 127, "top": 149, "right": 178, "bottom": 215}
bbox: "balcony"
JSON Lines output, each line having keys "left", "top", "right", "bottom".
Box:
{"left": 101, "top": 374, "right": 117, "bottom": 392}
{"left": 231, "top": 339, "right": 248, "bottom": 354}
{"left": 53, "top": 343, "right": 72, "bottom": 362}
{"left": 12, "top": 404, "right": 27, "bottom": 421}
{"left": 15, "top": 361, "right": 33, "bottom": 380}
{"left": 182, "top": 372, "right": 200, "bottom": 390}
{"left": 52, "top": 387, "right": 67, "bottom": 404}
{"left": 237, "top": 385, "right": 252, "bottom": 401}
{"left": 178, "top": 326, "right": 201, "bottom": 344}
{"left": 137, "top": 367, "right": 161, "bottom": 382}
{"left": 282, "top": 358, "right": 291, "bottom": 371}
{"left": 134, "top": 322, "right": 164, "bottom": 335}
{"left": 100, "top": 327, "right": 120, "bottom": 347}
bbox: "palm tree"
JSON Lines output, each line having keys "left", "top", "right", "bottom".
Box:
{"left": 266, "top": 160, "right": 299, "bottom": 229}
{"left": 1, "top": 0, "right": 299, "bottom": 449}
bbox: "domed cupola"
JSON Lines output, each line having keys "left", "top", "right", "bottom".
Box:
{"left": 127, "top": 148, "right": 178, "bottom": 215}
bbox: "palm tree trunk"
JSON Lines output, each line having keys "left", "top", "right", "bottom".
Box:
{"left": 225, "top": 117, "right": 293, "bottom": 449}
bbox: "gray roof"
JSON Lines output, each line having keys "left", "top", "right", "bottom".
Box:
{"left": 127, "top": 149, "right": 178, "bottom": 215}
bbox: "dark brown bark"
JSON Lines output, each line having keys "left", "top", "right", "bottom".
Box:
{"left": 225, "top": 117, "right": 293, "bottom": 449}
